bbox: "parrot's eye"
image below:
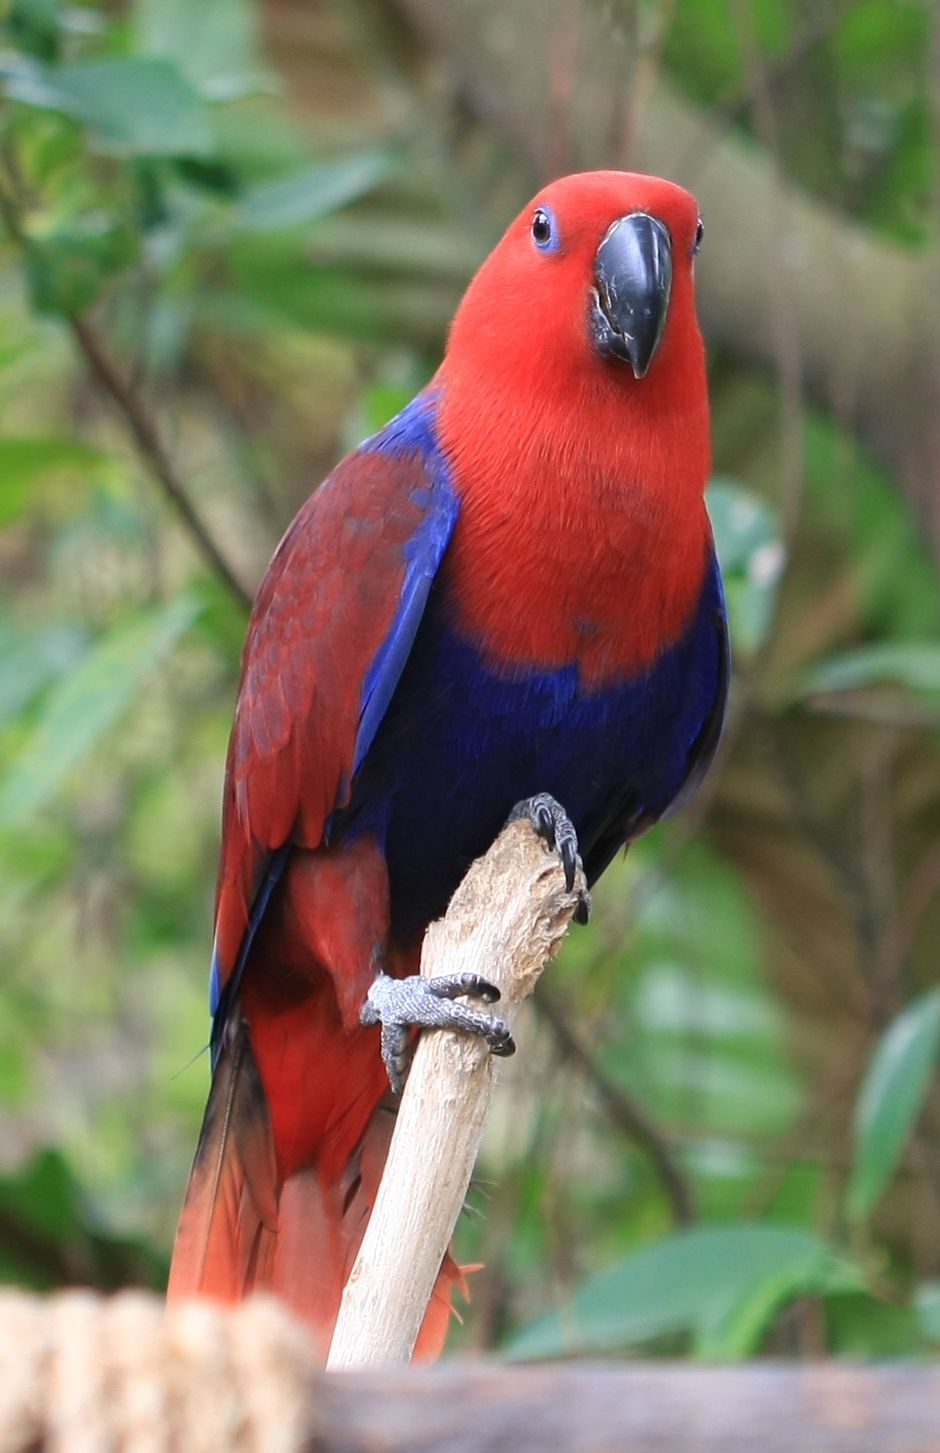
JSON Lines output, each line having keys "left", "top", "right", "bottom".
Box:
{"left": 531, "top": 206, "right": 557, "bottom": 251}
{"left": 693, "top": 217, "right": 704, "bottom": 255}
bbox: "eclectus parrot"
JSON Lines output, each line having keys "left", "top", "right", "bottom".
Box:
{"left": 168, "top": 171, "right": 729, "bottom": 1357}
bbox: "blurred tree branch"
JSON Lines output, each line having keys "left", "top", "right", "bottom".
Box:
{"left": 69, "top": 318, "right": 254, "bottom": 610}
{"left": 390, "top": 0, "right": 940, "bottom": 568}
{"left": 536, "top": 988, "right": 695, "bottom": 1224}
{"left": 0, "top": 177, "right": 253, "bottom": 612}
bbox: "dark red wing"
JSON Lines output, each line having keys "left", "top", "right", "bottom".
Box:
{"left": 210, "top": 422, "right": 458, "bottom": 1018}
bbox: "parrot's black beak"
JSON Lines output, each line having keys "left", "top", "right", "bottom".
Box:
{"left": 590, "top": 212, "right": 673, "bottom": 379}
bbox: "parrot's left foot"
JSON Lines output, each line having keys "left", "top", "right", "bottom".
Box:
{"left": 362, "top": 971, "right": 515, "bottom": 1095}
{"left": 507, "top": 792, "right": 591, "bottom": 924}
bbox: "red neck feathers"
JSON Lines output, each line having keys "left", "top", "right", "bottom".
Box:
{"left": 435, "top": 171, "right": 712, "bottom": 686}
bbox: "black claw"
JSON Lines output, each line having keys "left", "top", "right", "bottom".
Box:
{"left": 560, "top": 838, "right": 576, "bottom": 893}
{"left": 488, "top": 1024, "right": 516, "bottom": 1057}
{"left": 507, "top": 792, "right": 583, "bottom": 896}
{"left": 380, "top": 1022, "right": 414, "bottom": 1097}
{"left": 429, "top": 971, "right": 501, "bottom": 1005}
{"left": 574, "top": 888, "right": 592, "bottom": 926}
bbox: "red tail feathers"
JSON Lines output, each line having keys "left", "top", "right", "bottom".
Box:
{"left": 167, "top": 1018, "right": 461, "bottom": 1361}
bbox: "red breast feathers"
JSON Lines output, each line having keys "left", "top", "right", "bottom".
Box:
{"left": 437, "top": 170, "right": 712, "bottom": 686}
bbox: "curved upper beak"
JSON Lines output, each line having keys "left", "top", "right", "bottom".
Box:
{"left": 590, "top": 212, "right": 673, "bottom": 379}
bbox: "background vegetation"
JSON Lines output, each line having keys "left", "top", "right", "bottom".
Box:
{"left": 2, "top": 0, "right": 940, "bottom": 1358}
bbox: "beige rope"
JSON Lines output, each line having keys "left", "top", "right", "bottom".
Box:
{"left": 0, "top": 1291, "right": 312, "bottom": 1453}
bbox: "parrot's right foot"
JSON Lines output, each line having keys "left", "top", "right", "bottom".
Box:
{"left": 361, "top": 971, "right": 515, "bottom": 1095}
{"left": 507, "top": 792, "right": 592, "bottom": 923}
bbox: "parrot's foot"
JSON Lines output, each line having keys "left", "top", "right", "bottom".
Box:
{"left": 362, "top": 971, "right": 515, "bottom": 1095}
{"left": 506, "top": 792, "right": 592, "bottom": 924}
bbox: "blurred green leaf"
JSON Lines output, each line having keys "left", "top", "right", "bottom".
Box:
{"left": 0, "top": 1147, "right": 80, "bottom": 1248}
{"left": 846, "top": 988, "right": 940, "bottom": 1222}
{"left": 25, "top": 222, "right": 138, "bottom": 316}
{"left": 5, "top": 57, "right": 214, "bottom": 156}
{"left": 607, "top": 842, "right": 801, "bottom": 1143}
{"left": 826, "top": 1291, "right": 923, "bottom": 1356}
{"left": 504, "top": 1224, "right": 860, "bottom": 1359}
{"left": 235, "top": 151, "right": 395, "bottom": 232}
{"left": 802, "top": 412, "right": 940, "bottom": 636}
{"left": 217, "top": 251, "right": 419, "bottom": 341}
{"left": 798, "top": 642, "right": 940, "bottom": 698}
{"left": 695, "top": 1263, "right": 824, "bottom": 1359}
{"left": 0, "top": 594, "right": 201, "bottom": 826}
{"left": 707, "top": 478, "right": 783, "bottom": 654}
{"left": 5, "top": 0, "right": 62, "bottom": 62}
{"left": 662, "top": 0, "right": 743, "bottom": 106}
{"left": 0, "top": 437, "right": 108, "bottom": 522}
{"left": 360, "top": 381, "right": 415, "bottom": 435}
{"left": 172, "top": 156, "right": 241, "bottom": 199}
{"left": 132, "top": 0, "right": 267, "bottom": 94}
{"left": 0, "top": 620, "right": 87, "bottom": 724}
{"left": 915, "top": 1281, "right": 940, "bottom": 1344}
{"left": 0, "top": 1149, "right": 168, "bottom": 1291}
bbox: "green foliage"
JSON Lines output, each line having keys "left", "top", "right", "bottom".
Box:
{"left": 0, "top": 1149, "right": 166, "bottom": 1291}
{"left": 236, "top": 153, "right": 397, "bottom": 232}
{"left": 915, "top": 1282, "right": 940, "bottom": 1344}
{"left": 0, "top": 437, "right": 109, "bottom": 524}
{"left": 798, "top": 643, "right": 940, "bottom": 702}
{"left": 1, "top": 0, "right": 939, "bottom": 1366}
{"left": 846, "top": 990, "right": 940, "bottom": 1223}
{"left": 0, "top": 0, "right": 396, "bottom": 331}
{"left": 0, "top": 594, "right": 201, "bottom": 826}
{"left": 506, "top": 1225, "right": 860, "bottom": 1359}
{"left": 663, "top": 0, "right": 932, "bottom": 242}
{"left": 6, "top": 58, "right": 216, "bottom": 156}
{"left": 605, "top": 842, "right": 799, "bottom": 1142}
{"left": 708, "top": 479, "right": 782, "bottom": 656}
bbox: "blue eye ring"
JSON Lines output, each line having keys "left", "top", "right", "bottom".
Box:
{"left": 531, "top": 205, "right": 559, "bottom": 252}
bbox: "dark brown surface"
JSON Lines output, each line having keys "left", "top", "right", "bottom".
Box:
{"left": 314, "top": 1362, "right": 940, "bottom": 1453}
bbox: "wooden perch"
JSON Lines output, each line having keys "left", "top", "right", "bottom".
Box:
{"left": 327, "top": 816, "right": 585, "bottom": 1369}
{"left": 2, "top": 1291, "right": 940, "bottom": 1453}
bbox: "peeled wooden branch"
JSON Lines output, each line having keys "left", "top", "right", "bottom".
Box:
{"left": 3, "top": 1291, "right": 940, "bottom": 1453}
{"left": 327, "top": 817, "right": 585, "bottom": 1368}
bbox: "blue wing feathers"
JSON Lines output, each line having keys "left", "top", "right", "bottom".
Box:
{"left": 354, "top": 394, "right": 459, "bottom": 773}
{"left": 210, "top": 843, "right": 290, "bottom": 1034}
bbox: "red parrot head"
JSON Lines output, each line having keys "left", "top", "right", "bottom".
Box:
{"left": 438, "top": 170, "right": 711, "bottom": 530}
{"left": 444, "top": 170, "right": 704, "bottom": 395}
